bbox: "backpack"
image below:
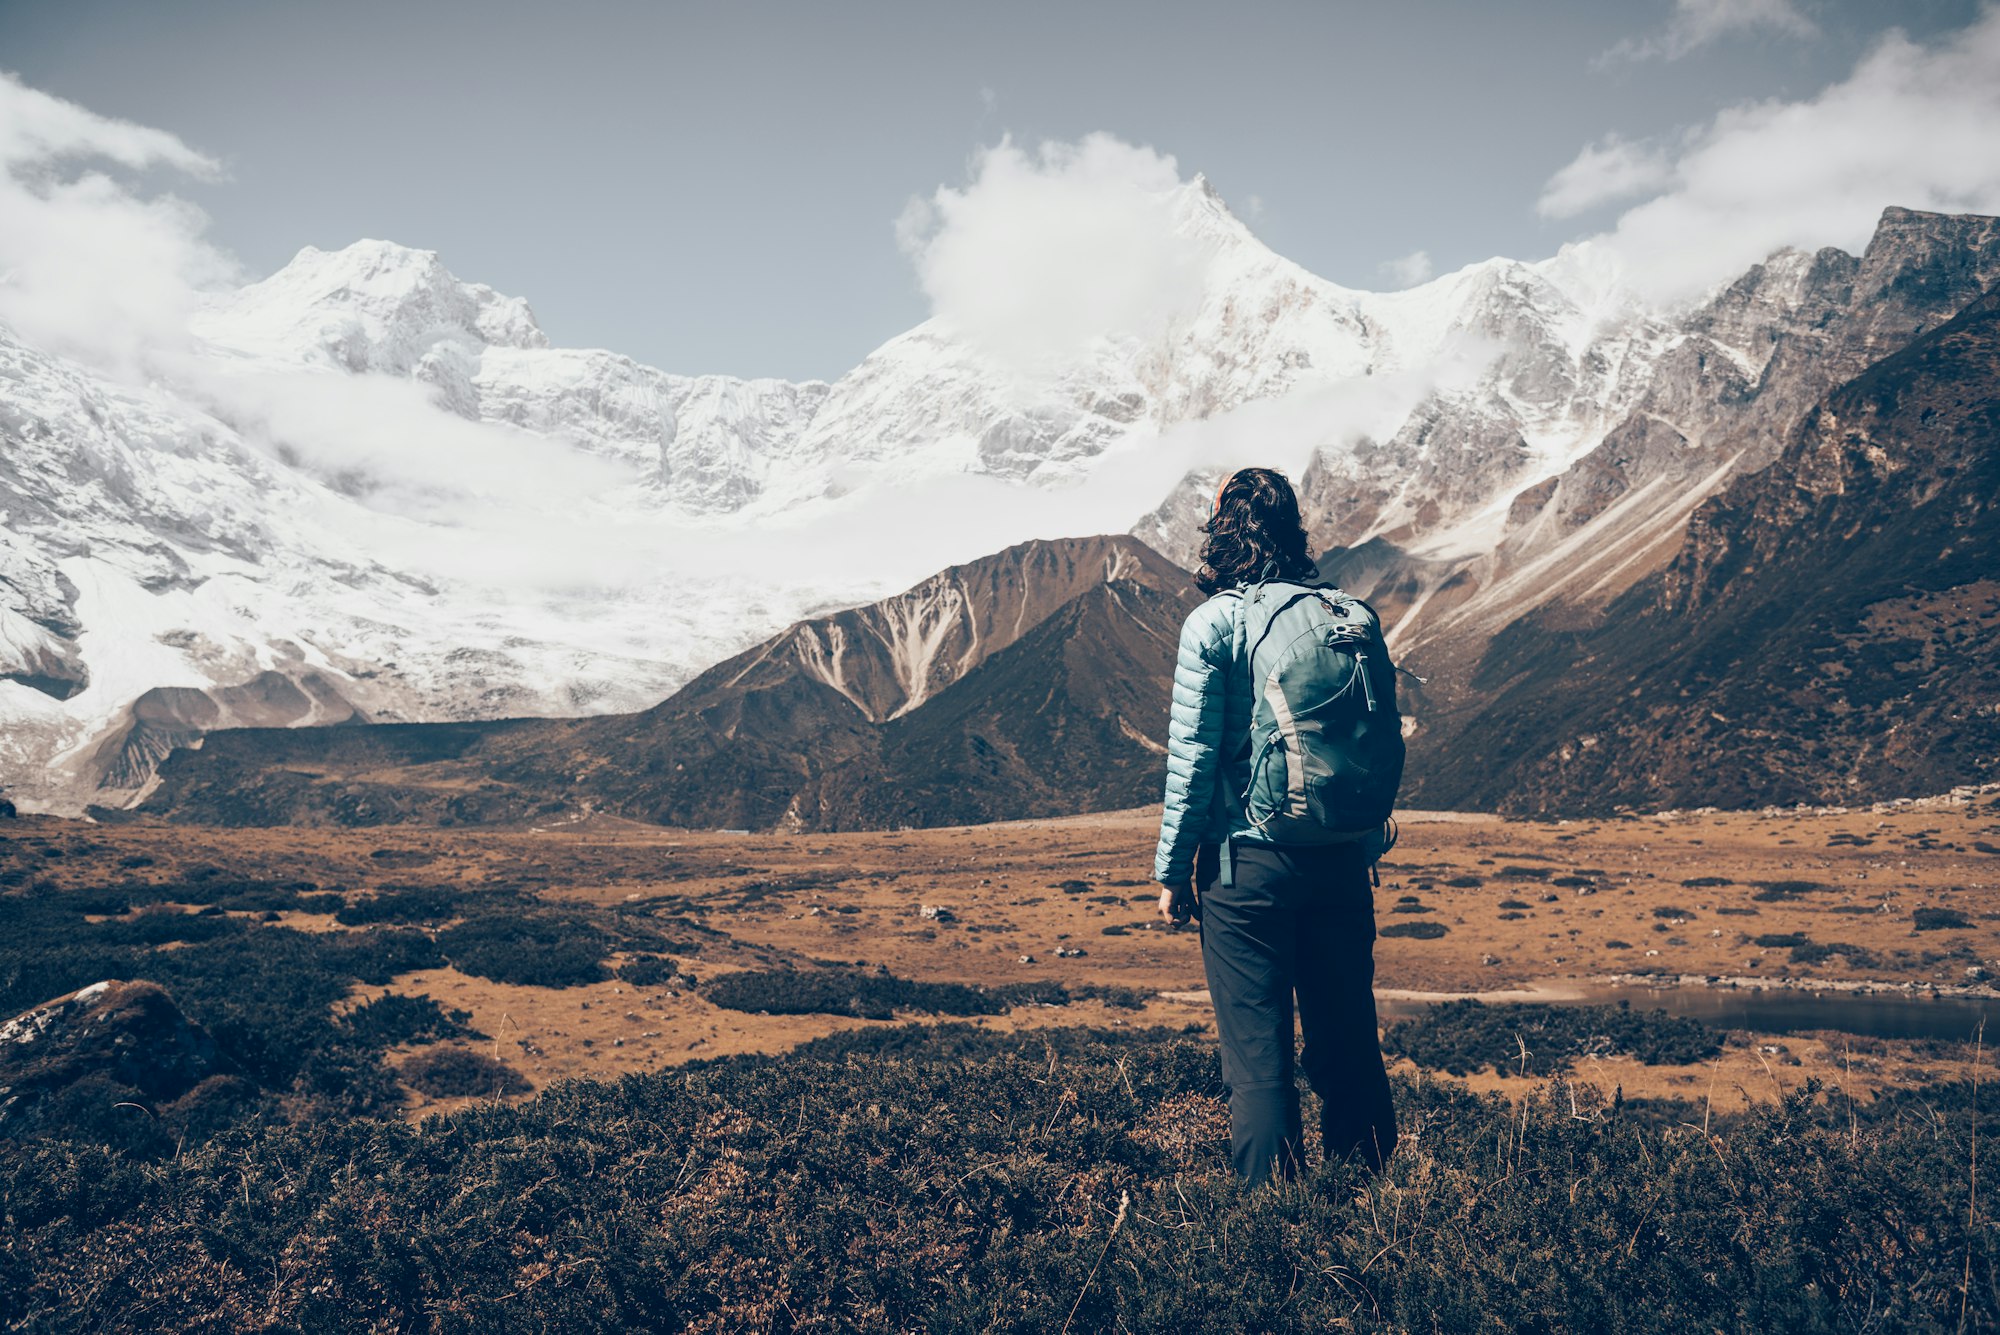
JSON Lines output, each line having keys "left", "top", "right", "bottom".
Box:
{"left": 1228, "top": 573, "right": 1406, "bottom": 850}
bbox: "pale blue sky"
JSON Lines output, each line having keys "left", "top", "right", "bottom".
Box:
{"left": 1, "top": 0, "right": 1985, "bottom": 378}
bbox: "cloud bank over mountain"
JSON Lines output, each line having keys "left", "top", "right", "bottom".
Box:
{"left": 1555, "top": 8, "right": 2000, "bottom": 302}
{"left": 896, "top": 134, "right": 1210, "bottom": 373}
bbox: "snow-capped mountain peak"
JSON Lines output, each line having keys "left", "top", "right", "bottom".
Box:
{"left": 196, "top": 239, "right": 548, "bottom": 373}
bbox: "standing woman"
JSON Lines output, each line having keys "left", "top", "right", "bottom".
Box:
{"left": 1154, "top": 467, "right": 1398, "bottom": 1187}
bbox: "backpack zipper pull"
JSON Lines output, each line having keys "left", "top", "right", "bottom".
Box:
{"left": 1357, "top": 651, "right": 1378, "bottom": 712}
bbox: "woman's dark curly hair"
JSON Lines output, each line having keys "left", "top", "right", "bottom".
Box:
{"left": 1195, "top": 467, "right": 1318, "bottom": 595}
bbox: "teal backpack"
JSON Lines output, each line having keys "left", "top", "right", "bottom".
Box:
{"left": 1229, "top": 571, "right": 1406, "bottom": 850}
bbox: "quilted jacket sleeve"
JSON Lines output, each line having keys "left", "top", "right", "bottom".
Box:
{"left": 1153, "top": 597, "right": 1234, "bottom": 885}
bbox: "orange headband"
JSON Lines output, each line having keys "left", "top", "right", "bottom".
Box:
{"left": 1211, "top": 469, "right": 1239, "bottom": 518}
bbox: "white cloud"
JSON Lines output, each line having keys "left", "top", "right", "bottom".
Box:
{"left": 653, "top": 364, "right": 1458, "bottom": 599}
{"left": 1378, "top": 249, "right": 1435, "bottom": 287}
{"left": 1556, "top": 9, "right": 2000, "bottom": 306}
{"left": 187, "top": 367, "right": 634, "bottom": 519}
{"left": 1537, "top": 134, "right": 1676, "bottom": 218}
{"left": 0, "top": 72, "right": 235, "bottom": 372}
{"left": 1602, "top": 0, "right": 1818, "bottom": 63}
{"left": 896, "top": 133, "right": 1210, "bottom": 372}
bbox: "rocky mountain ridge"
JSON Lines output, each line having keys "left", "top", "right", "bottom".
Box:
{"left": 4, "top": 190, "right": 1996, "bottom": 815}
{"left": 136, "top": 536, "right": 1200, "bottom": 830}
{"left": 1404, "top": 284, "right": 2000, "bottom": 813}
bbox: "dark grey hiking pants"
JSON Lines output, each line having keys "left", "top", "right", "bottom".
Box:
{"left": 1197, "top": 839, "right": 1396, "bottom": 1186}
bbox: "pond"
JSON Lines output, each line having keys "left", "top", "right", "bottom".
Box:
{"left": 1377, "top": 982, "right": 1997, "bottom": 1043}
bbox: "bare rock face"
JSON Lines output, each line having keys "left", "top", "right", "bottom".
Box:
{"left": 1487, "top": 209, "right": 2000, "bottom": 601}
{"left": 0, "top": 980, "right": 228, "bottom": 1137}
{"left": 1416, "top": 286, "right": 2000, "bottom": 814}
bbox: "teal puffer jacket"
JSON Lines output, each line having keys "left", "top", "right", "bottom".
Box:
{"left": 1153, "top": 590, "right": 1269, "bottom": 885}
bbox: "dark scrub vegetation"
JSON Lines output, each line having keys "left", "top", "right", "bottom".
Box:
{"left": 1, "top": 888, "right": 441, "bottom": 1110}
{"left": 1383, "top": 1000, "right": 1721, "bottom": 1076}
{"left": 399, "top": 1046, "right": 531, "bottom": 1098}
{"left": 436, "top": 912, "right": 610, "bottom": 987}
{"left": 0, "top": 880, "right": 527, "bottom": 1145}
{"left": 615, "top": 954, "right": 695, "bottom": 987}
{"left": 339, "top": 994, "right": 480, "bottom": 1049}
{"left": 700, "top": 967, "right": 1143, "bottom": 1020}
{"left": 3, "top": 1024, "right": 1994, "bottom": 1332}
{"left": 334, "top": 883, "right": 465, "bottom": 925}
{"left": 1379, "top": 920, "right": 1448, "bottom": 940}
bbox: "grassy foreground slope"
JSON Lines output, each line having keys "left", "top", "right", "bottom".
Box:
{"left": 4, "top": 1026, "right": 1994, "bottom": 1333}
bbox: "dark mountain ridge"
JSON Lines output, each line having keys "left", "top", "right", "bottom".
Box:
{"left": 137, "top": 537, "right": 1199, "bottom": 830}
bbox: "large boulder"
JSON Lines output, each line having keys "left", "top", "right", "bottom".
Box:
{"left": 0, "top": 979, "right": 236, "bottom": 1138}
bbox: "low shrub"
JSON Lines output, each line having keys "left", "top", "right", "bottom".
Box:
{"left": 1914, "top": 908, "right": 1973, "bottom": 932}
{"left": 341, "top": 994, "right": 479, "bottom": 1048}
{"left": 1385, "top": 1000, "right": 1720, "bottom": 1075}
{"left": 438, "top": 914, "right": 607, "bottom": 987}
{"left": 399, "top": 1047, "right": 530, "bottom": 1098}
{"left": 4, "top": 1028, "right": 1988, "bottom": 1333}
{"left": 1380, "top": 921, "right": 1448, "bottom": 940}
{"left": 704, "top": 967, "right": 1006, "bottom": 1020}
{"left": 616, "top": 955, "right": 693, "bottom": 987}
{"left": 1070, "top": 983, "right": 1150, "bottom": 1011}
{"left": 335, "top": 884, "right": 462, "bottom": 925}
{"left": 99, "top": 906, "right": 246, "bottom": 947}
{"left": 1788, "top": 941, "right": 1879, "bottom": 967}
{"left": 1754, "top": 933, "right": 1812, "bottom": 949}
{"left": 1754, "top": 880, "right": 1826, "bottom": 902}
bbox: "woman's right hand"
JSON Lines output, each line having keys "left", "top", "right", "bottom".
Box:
{"left": 1159, "top": 882, "right": 1199, "bottom": 927}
